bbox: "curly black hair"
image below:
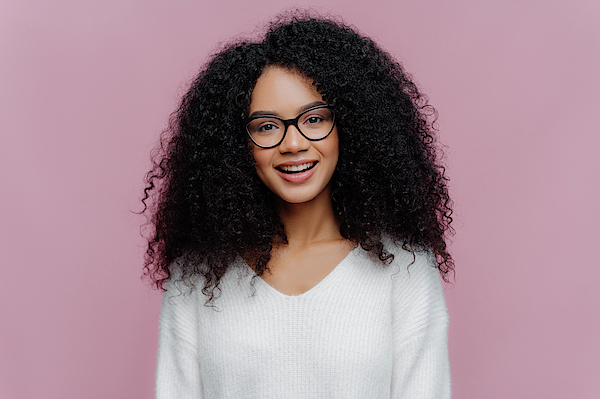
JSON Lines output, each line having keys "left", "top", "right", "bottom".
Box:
{"left": 141, "top": 12, "right": 454, "bottom": 302}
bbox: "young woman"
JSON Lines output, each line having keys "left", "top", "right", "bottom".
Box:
{"left": 143, "top": 13, "right": 454, "bottom": 399}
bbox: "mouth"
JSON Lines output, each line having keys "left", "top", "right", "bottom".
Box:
{"left": 276, "top": 161, "right": 318, "bottom": 174}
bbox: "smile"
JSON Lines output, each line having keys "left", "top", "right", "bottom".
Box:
{"left": 276, "top": 162, "right": 317, "bottom": 174}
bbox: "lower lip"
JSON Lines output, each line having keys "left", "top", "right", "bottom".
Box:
{"left": 276, "top": 163, "right": 318, "bottom": 183}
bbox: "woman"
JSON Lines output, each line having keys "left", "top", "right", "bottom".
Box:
{"left": 143, "top": 13, "right": 454, "bottom": 398}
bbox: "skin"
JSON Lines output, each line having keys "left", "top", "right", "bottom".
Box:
{"left": 249, "top": 66, "right": 355, "bottom": 296}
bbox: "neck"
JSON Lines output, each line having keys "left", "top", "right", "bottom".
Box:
{"left": 275, "top": 185, "right": 342, "bottom": 248}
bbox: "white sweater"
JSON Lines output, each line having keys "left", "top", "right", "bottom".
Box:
{"left": 156, "top": 243, "right": 450, "bottom": 398}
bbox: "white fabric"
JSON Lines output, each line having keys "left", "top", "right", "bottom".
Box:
{"left": 156, "top": 242, "right": 450, "bottom": 398}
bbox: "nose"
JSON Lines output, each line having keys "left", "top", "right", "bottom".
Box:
{"left": 278, "top": 124, "right": 310, "bottom": 153}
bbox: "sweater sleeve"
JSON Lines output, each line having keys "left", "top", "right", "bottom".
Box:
{"left": 155, "top": 282, "right": 203, "bottom": 399}
{"left": 390, "top": 251, "right": 451, "bottom": 398}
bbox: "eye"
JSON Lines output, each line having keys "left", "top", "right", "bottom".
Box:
{"left": 301, "top": 110, "right": 330, "bottom": 130}
{"left": 247, "top": 118, "right": 282, "bottom": 135}
{"left": 305, "top": 116, "right": 324, "bottom": 125}
{"left": 302, "top": 113, "right": 327, "bottom": 126}
{"left": 257, "top": 123, "right": 279, "bottom": 133}
{"left": 300, "top": 106, "right": 332, "bottom": 125}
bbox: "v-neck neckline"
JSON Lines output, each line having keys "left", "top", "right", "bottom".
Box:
{"left": 242, "top": 244, "right": 359, "bottom": 299}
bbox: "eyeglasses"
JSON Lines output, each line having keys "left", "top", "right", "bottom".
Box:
{"left": 243, "top": 105, "right": 335, "bottom": 149}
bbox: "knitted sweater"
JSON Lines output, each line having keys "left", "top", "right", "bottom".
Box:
{"left": 156, "top": 243, "right": 450, "bottom": 398}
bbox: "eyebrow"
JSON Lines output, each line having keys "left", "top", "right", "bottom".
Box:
{"left": 248, "top": 101, "right": 327, "bottom": 118}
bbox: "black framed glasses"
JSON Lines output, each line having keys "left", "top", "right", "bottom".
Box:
{"left": 243, "top": 105, "right": 335, "bottom": 149}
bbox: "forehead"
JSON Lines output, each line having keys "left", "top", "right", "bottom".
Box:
{"left": 248, "top": 66, "right": 323, "bottom": 116}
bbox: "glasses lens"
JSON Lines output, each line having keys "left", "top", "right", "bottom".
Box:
{"left": 246, "top": 118, "right": 285, "bottom": 148}
{"left": 298, "top": 108, "right": 334, "bottom": 139}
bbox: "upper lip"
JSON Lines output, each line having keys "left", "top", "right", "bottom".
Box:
{"left": 275, "top": 159, "right": 318, "bottom": 168}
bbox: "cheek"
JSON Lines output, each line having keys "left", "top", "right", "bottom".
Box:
{"left": 323, "top": 131, "right": 340, "bottom": 167}
{"left": 250, "top": 147, "right": 271, "bottom": 180}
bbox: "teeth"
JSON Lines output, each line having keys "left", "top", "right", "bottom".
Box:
{"left": 280, "top": 162, "right": 315, "bottom": 173}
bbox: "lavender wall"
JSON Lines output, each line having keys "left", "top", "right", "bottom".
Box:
{"left": 1, "top": 0, "right": 598, "bottom": 398}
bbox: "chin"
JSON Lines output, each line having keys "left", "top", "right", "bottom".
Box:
{"left": 273, "top": 184, "right": 332, "bottom": 206}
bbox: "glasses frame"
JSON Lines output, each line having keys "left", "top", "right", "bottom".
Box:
{"left": 243, "top": 104, "right": 336, "bottom": 149}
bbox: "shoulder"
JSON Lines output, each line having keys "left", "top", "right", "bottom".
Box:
{"left": 163, "top": 257, "right": 256, "bottom": 311}
{"left": 381, "top": 237, "right": 440, "bottom": 282}
{"left": 159, "top": 267, "right": 210, "bottom": 329}
{"left": 349, "top": 237, "right": 440, "bottom": 285}
{"left": 380, "top": 237, "right": 449, "bottom": 331}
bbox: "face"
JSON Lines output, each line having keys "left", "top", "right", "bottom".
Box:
{"left": 248, "top": 66, "right": 339, "bottom": 205}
